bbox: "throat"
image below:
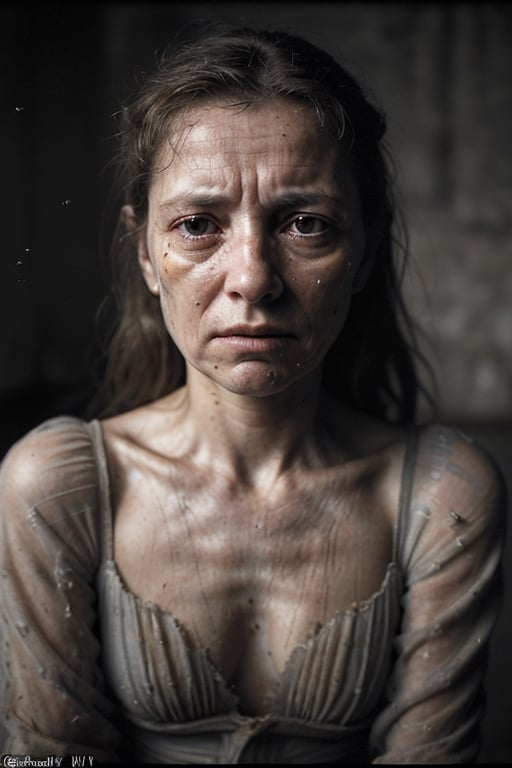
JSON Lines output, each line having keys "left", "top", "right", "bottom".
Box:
{"left": 186, "top": 372, "right": 326, "bottom": 484}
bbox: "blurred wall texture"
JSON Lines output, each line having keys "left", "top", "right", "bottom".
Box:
{"left": 2, "top": 2, "right": 511, "bottom": 762}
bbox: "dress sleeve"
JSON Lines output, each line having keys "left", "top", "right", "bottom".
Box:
{"left": 370, "top": 425, "right": 506, "bottom": 764}
{"left": 0, "top": 416, "right": 120, "bottom": 759}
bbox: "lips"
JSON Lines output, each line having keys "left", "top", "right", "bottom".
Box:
{"left": 217, "top": 324, "right": 288, "bottom": 336}
{"left": 213, "top": 325, "right": 293, "bottom": 353}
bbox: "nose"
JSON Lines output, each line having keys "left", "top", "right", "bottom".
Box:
{"left": 224, "top": 229, "right": 283, "bottom": 304}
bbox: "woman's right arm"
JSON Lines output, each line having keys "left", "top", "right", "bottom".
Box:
{"left": 0, "top": 417, "right": 120, "bottom": 759}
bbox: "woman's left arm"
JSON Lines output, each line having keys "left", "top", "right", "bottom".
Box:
{"left": 371, "top": 425, "right": 507, "bottom": 764}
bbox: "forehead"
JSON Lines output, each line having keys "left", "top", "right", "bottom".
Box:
{"left": 151, "top": 98, "right": 353, "bottom": 192}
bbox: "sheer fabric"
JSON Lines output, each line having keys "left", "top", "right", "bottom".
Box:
{"left": 0, "top": 416, "right": 504, "bottom": 762}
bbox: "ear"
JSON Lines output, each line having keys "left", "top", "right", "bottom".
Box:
{"left": 122, "top": 204, "right": 160, "bottom": 296}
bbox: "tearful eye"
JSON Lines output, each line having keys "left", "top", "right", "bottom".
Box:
{"left": 290, "top": 215, "right": 328, "bottom": 235}
{"left": 178, "top": 217, "right": 217, "bottom": 237}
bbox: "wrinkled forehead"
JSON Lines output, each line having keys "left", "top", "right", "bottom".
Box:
{"left": 149, "top": 99, "right": 358, "bottom": 214}
{"left": 151, "top": 97, "right": 356, "bottom": 193}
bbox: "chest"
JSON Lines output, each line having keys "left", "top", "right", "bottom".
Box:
{"left": 111, "top": 466, "right": 394, "bottom": 711}
{"left": 115, "top": 465, "right": 392, "bottom": 594}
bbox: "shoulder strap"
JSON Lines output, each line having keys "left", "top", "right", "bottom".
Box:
{"left": 393, "top": 425, "right": 418, "bottom": 562}
{"left": 87, "top": 419, "right": 114, "bottom": 562}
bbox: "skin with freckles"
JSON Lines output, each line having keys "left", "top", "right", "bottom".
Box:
{"left": 136, "top": 100, "right": 367, "bottom": 399}
{"left": 103, "top": 98, "right": 406, "bottom": 713}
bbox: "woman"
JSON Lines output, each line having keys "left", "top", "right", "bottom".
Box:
{"left": 0, "top": 27, "right": 505, "bottom": 763}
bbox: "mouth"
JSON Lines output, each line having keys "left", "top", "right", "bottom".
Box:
{"left": 217, "top": 325, "right": 292, "bottom": 338}
{"left": 214, "top": 326, "right": 294, "bottom": 353}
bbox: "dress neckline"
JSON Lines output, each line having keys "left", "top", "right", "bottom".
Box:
{"left": 89, "top": 417, "right": 414, "bottom": 713}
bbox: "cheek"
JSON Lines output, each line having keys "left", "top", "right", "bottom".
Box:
{"left": 160, "top": 249, "right": 183, "bottom": 282}
{"left": 157, "top": 258, "right": 216, "bottom": 338}
{"left": 311, "top": 226, "right": 365, "bottom": 333}
{"left": 307, "top": 260, "right": 353, "bottom": 322}
{"left": 159, "top": 247, "right": 220, "bottom": 291}
{"left": 314, "top": 288, "right": 351, "bottom": 344}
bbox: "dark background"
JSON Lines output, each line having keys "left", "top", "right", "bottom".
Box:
{"left": 2, "top": 2, "right": 511, "bottom": 761}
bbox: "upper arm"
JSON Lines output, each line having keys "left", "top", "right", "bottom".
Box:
{"left": 371, "top": 425, "right": 506, "bottom": 763}
{"left": 0, "top": 417, "right": 119, "bottom": 757}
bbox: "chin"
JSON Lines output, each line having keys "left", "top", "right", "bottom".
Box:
{"left": 214, "top": 360, "right": 317, "bottom": 399}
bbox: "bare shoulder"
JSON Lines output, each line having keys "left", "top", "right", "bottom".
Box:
{"left": 325, "top": 405, "right": 414, "bottom": 528}
{"left": 413, "top": 422, "right": 507, "bottom": 531}
{"left": 99, "top": 392, "right": 191, "bottom": 471}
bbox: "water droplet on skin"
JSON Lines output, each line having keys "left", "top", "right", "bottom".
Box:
{"left": 15, "top": 623, "right": 29, "bottom": 638}
{"left": 316, "top": 279, "right": 321, "bottom": 285}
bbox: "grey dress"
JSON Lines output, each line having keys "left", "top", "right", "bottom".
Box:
{"left": 0, "top": 416, "right": 504, "bottom": 763}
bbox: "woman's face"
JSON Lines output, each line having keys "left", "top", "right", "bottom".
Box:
{"left": 137, "top": 98, "right": 367, "bottom": 398}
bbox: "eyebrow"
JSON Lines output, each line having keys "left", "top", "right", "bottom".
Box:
{"left": 158, "top": 189, "right": 347, "bottom": 212}
{"left": 268, "top": 191, "right": 347, "bottom": 209}
{"left": 158, "top": 193, "right": 229, "bottom": 211}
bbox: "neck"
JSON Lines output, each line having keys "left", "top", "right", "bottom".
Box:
{"left": 177, "top": 367, "right": 333, "bottom": 489}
